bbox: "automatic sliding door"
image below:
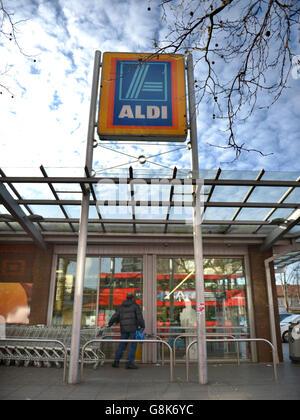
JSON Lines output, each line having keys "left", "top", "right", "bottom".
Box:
{"left": 98, "top": 257, "right": 143, "bottom": 360}
{"left": 156, "top": 257, "right": 250, "bottom": 362}
{"left": 98, "top": 257, "right": 143, "bottom": 326}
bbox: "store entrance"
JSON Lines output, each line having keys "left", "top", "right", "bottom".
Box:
{"left": 52, "top": 253, "right": 250, "bottom": 362}
{"left": 156, "top": 257, "right": 250, "bottom": 362}
{"left": 52, "top": 256, "right": 143, "bottom": 360}
{"left": 97, "top": 257, "right": 143, "bottom": 327}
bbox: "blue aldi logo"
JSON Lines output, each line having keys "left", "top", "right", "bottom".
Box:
{"left": 114, "top": 60, "right": 172, "bottom": 126}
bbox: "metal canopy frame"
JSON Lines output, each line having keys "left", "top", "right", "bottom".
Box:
{"left": 0, "top": 176, "right": 46, "bottom": 250}
{"left": 0, "top": 167, "right": 299, "bottom": 246}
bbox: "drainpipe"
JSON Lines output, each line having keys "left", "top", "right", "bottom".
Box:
{"left": 264, "top": 256, "right": 279, "bottom": 365}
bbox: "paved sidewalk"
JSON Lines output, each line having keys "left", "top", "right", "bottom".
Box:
{"left": 0, "top": 359, "right": 299, "bottom": 400}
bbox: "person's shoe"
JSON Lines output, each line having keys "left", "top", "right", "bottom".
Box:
{"left": 126, "top": 362, "right": 138, "bottom": 369}
{"left": 112, "top": 360, "right": 119, "bottom": 368}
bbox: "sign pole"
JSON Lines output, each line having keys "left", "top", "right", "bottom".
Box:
{"left": 68, "top": 50, "right": 101, "bottom": 384}
{"left": 186, "top": 53, "right": 208, "bottom": 385}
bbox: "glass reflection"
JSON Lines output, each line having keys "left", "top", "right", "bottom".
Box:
{"left": 52, "top": 256, "right": 143, "bottom": 360}
{"left": 52, "top": 256, "right": 143, "bottom": 328}
{"left": 98, "top": 257, "right": 143, "bottom": 327}
{"left": 53, "top": 256, "right": 99, "bottom": 326}
{"left": 157, "top": 257, "right": 249, "bottom": 361}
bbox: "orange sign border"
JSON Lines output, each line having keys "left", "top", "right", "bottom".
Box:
{"left": 98, "top": 52, "right": 187, "bottom": 141}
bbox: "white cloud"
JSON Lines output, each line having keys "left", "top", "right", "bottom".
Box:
{"left": 0, "top": 0, "right": 299, "bottom": 175}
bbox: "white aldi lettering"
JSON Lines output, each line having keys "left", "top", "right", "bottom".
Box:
{"left": 118, "top": 105, "right": 168, "bottom": 120}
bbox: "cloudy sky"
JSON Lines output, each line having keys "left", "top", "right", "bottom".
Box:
{"left": 0, "top": 0, "right": 299, "bottom": 176}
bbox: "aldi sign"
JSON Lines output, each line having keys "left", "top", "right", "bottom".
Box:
{"left": 98, "top": 52, "right": 187, "bottom": 141}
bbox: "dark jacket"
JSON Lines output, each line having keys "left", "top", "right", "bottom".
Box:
{"left": 108, "top": 298, "right": 145, "bottom": 333}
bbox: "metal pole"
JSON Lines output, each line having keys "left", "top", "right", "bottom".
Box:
{"left": 187, "top": 54, "right": 199, "bottom": 177}
{"left": 68, "top": 50, "right": 101, "bottom": 384}
{"left": 95, "top": 257, "right": 101, "bottom": 335}
{"left": 186, "top": 53, "right": 208, "bottom": 385}
{"left": 265, "top": 259, "right": 279, "bottom": 364}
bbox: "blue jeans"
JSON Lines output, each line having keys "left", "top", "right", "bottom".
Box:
{"left": 115, "top": 331, "right": 137, "bottom": 362}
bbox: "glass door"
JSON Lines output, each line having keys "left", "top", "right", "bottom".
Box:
{"left": 156, "top": 257, "right": 250, "bottom": 362}
{"left": 52, "top": 255, "right": 143, "bottom": 360}
{"left": 97, "top": 257, "right": 143, "bottom": 327}
{"left": 97, "top": 257, "right": 143, "bottom": 360}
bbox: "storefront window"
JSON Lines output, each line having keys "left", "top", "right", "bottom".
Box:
{"left": 52, "top": 254, "right": 248, "bottom": 361}
{"left": 157, "top": 257, "right": 249, "bottom": 360}
{"left": 52, "top": 256, "right": 143, "bottom": 360}
{"left": 52, "top": 256, "right": 99, "bottom": 326}
{"left": 204, "top": 258, "right": 248, "bottom": 330}
{"left": 157, "top": 258, "right": 196, "bottom": 328}
{"left": 52, "top": 256, "right": 143, "bottom": 328}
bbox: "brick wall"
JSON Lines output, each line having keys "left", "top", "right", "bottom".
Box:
{"left": 248, "top": 245, "right": 283, "bottom": 362}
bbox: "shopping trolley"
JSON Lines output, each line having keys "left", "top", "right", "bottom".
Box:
{"left": 0, "top": 325, "right": 105, "bottom": 369}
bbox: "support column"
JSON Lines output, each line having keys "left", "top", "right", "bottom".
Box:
{"left": 187, "top": 53, "right": 208, "bottom": 385}
{"left": 68, "top": 51, "right": 101, "bottom": 384}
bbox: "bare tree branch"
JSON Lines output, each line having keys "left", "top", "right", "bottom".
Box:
{"left": 0, "top": 0, "right": 31, "bottom": 97}
{"left": 150, "top": 0, "right": 300, "bottom": 160}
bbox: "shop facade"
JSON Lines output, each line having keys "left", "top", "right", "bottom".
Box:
{"left": 0, "top": 235, "right": 286, "bottom": 364}
{"left": 1, "top": 52, "right": 299, "bottom": 379}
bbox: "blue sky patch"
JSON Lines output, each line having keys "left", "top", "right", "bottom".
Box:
{"left": 49, "top": 90, "right": 62, "bottom": 110}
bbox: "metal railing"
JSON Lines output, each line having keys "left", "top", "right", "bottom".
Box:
{"left": 157, "top": 326, "right": 250, "bottom": 333}
{"left": 97, "top": 332, "right": 166, "bottom": 366}
{"left": 0, "top": 338, "right": 68, "bottom": 382}
{"left": 173, "top": 333, "right": 241, "bottom": 366}
{"left": 81, "top": 338, "right": 174, "bottom": 382}
{"left": 185, "top": 338, "right": 278, "bottom": 383}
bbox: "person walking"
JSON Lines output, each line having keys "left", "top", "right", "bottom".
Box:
{"left": 108, "top": 292, "right": 145, "bottom": 369}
